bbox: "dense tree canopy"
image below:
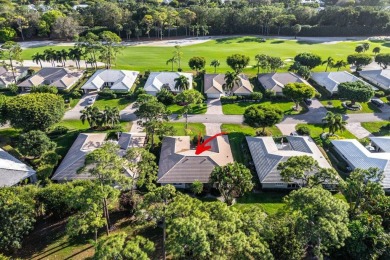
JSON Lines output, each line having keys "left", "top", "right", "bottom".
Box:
{"left": 226, "top": 54, "right": 250, "bottom": 73}
{"left": 4, "top": 93, "right": 65, "bottom": 131}
{"left": 17, "top": 130, "right": 56, "bottom": 158}
{"left": 243, "top": 104, "right": 283, "bottom": 134}
{"left": 338, "top": 81, "right": 374, "bottom": 105}
{"left": 282, "top": 82, "right": 315, "bottom": 110}
{"left": 293, "top": 52, "right": 322, "bottom": 69}
{"left": 347, "top": 54, "right": 373, "bottom": 71}
{"left": 375, "top": 53, "right": 390, "bottom": 69}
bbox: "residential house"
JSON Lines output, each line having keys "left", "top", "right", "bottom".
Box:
{"left": 332, "top": 137, "right": 390, "bottom": 191}
{"left": 81, "top": 69, "right": 139, "bottom": 93}
{"left": 246, "top": 136, "right": 332, "bottom": 189}
{"left": 204, "top": 73, "right": 253, "bottom": 99}
{"left": 144, "top": 72, "right": 193, "bottom": 96}
{"left": 18, "top": 67, "right": 84, "bottom": 92}
{"left": 258, "top": 72, "right": 310, "bottom": 95}
{"left": 0, "top": 66, "right": 29, "bottom": 88}
{"left": 0, "top": 148, "right": 37, "bottom": 187}
{"left": 310, "top": 71, "right": 374, "bottom": 94}
{"left": 157, "top": 135, "right": 234, "bottom": 188}
{"left": 358, "top": 69, "right": 390, "bottom": 91}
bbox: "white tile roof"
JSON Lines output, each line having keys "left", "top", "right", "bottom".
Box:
{"left": 0, "top": 66, "right": 29, "bottom": 87}
{"left": 359, "top": 69, "right": 390, "bottom": 90}
{"left": 82, "top": 69, "right": 139, "bottom": 91}
{"left": 258, "top": 72, "right": 310, "bottom": 93}
{"left": 144, "top": 72, "right": 193, "bottom": 93}
{"left": 18, "top": 68, "right": 83, "bottom": 89}
{"left": 157, "top": 135, "right": 234, "bottom": 184}
{"left": 310, "top": 71, "right": 373, "bottom": 93}
{"left": 246, "top": 136, "right": 331, "bottom": 184}
{"left": 332, "top": 137, "right": 390, "bottom": 189}
{"left": 0, "top": 148, "right": 36, "bottom": 187}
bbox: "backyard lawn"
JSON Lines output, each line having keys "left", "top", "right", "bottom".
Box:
{"left": 234, "top": 192, "right": 287, "bottom": 215}
{"left": 167, "top": 103, "right": 207, "bottom": 114}
{"left": 361, "top": 121, "right": 390, "bottom": 136}
{"left": 20, "top": 37, "right": 390, "bottom": 75}
{"left": 164, "top": 122, "right": 206, "bottom": 137}
{"left": 320, "top": 99, "right": 381, "bottom": 114}
{"left": 222, "top": 100, "right": 307, "bottom": 115}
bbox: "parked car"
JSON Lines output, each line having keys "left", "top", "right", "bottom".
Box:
{"left": 304, "top": 98, "right": 312, "bottom": 106}
{"left": 371, "top": 98, "right": 384, "bottom": 108}
{"left": 87, "top": 97, "right": 96, "bottom": 105}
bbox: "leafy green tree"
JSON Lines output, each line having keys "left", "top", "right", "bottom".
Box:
{"left": 243, "top": 105, "right": 283, "bottom": 135}
{"left": 226, "top": 54, "right": 250, "bottom": 73}
{"left": 297, "top": 65, "right": 311, "bottom": 79}
{"left": 18, "top": 130, "right": 56, "bottom": 158}
{"left": 188, "top": 56, "right": 206, "bottom": 72}
{"left": 77, "top": 32, "right": 101, "bottom": 69}
{"left": 175, "top": 89, "right": 204, "bottom": 129}
{"left": 292, "top": 24, "right": 301, "bottom": 39}
{"left": 347, "top": 53, "right": 372, "bottom": 71}
{"left": 4, "top": 93, "right": 65, "bottom": 131}
{"left": 362, "top": 42, "right": 370, "bottom": 52}
{"left": 254, "top": 54, "right": 270, "bottom": 74}
{"left": 0, "top": 187, "right": 37, "bottom": 252}
{"left": 0, "top": 41, "right": 22, "bottom": 83}
{"left": 98, "top": 31, "right": 122, "bottom": 69}
{"left": 322, "top": 111, "right": 346, "bottom": 135}
{"left": 277, "top": 155, "right": 339, "bottom": 188}
{"left": 40, "top": 10, "right": 65, "bottom": 37}
{"left": 332, "top": 59, "right": 348, "bottom": 71}
{"left": 284, "top": 187, "right": 350, "bottom": 258}
{"left": 294, "top": 52, "right": 322, "bottom": 69}
{"left": 338, "top": 81, "right": 374, "bottom": 105}
{"left": 156, "top": 88, "right": 174, "bottom": 105}
{"left": 355, "top": 45, "right": 364, "bottom": 53}
{"left": 174, "top": 75, "right": 190, "bottom": 91}
{"left": 209, "top": 162, "right": 254, "bottom": 205}
{"left": 210, "top": 59, "right": 220, "bottom": 73}
{"left": 372, "top": 46, "right": 381, "bottom": 56}
{"left": 375, "top": 53, "right": 390, "bottom": 69}
{"left": 268, "top": 56, "right": 284, "bottom": 72}
{"left": 30, "top": 85, "right": 58, "bottom": 94}
{"left": 93, "top": 232, "right": 155, "bottom": 260}
{"left": 0, "top": 27, "right": 16, "bottom": 42}
{"left": 282, "top": 82, "right": 315, "bottom": 110}
{"left": 191, "top": 180, "right": 203, "bottom": 195}
{"left": 135, "top": 94, "right": 157, "bottom": 107}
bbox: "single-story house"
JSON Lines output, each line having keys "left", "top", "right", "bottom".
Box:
{"left": 246, "top": 136, "right": 332, "bottom": 189}
{"left": 52, "top": 132, "right": 147, "bottom": 182}
{"left": 0, "top": 148, "right": 37, "bottom": 187}
{"left": 0, "top": 66, "right": 29, "bottom": 88}
{"left": 310, "top": 71, "right": 374, "bottom": 94}
{"left": 157, "top": 135, "right": 233, "bottom": 188}
{"left": 81, "top": 69, "right": 139, "bottom": 93}
{"left": 18, "top": 67, "right": 84, "bottom": 92}
{"left": 204, "top": 73, "right": 253, "bottom": 98}
{"left": 358, "top": 69, "right": 390, "bottom": 91}
{"left": 332, "top": 137, "right": 390, "bottom": 191}
{"left": 144, "top": 72, "right": 193, "bottom": 96}
{"left": 258, "top": 72, "right": 310, "bottom": 95}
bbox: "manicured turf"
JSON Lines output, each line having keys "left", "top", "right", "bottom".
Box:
{"left": 167, "top": 103, "right": 207, "bottom": 114}
{"left": 361, "top": 121, "right": 390, "bottom": 136}
{"left": 164, "top": 122, "right": 206, "bottom": 137}
{"left": 20, "top": 37, "right": 390, "bottom": 75}
{"left": 320, "top": 99, "right": 381, "bottom": 114}
{"left": 93, "top": 97, "right": 134, "bottom": 110}
{"left": 234, "top": 192, "right": 287, "bottom": 215}
{"left": 222, "top": 100, "right": 307, "bottom": 115}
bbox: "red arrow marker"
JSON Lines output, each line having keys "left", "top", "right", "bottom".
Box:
{"left": 195, "top": 132, "right": 228, "bottom": 155}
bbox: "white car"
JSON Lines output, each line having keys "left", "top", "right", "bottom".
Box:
{"left": 87, "top": 97, "right": 95, "bottom": 105}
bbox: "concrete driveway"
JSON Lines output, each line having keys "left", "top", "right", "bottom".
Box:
{"left": 205, "top": 99, "right": 223, "bottom": 115}
{"left": 63, "top": 93, "right": 97, "bottom": 120}
{"left": 204, "top": 123, "right": 222, "bottom": 135}
{"left": 120, "top": 103, "right": 138, "bottom": 121}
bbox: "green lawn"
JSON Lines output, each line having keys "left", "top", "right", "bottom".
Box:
{"left": 164, "top": 122, "right": 206, "bottom": 137}
{"left": 20, "top": 37, "right": 390, "bottom": 76}
{"left": 234, "top": 192, "right": 287, "bottom": 215}
{"left": 361, "top": 121, "right": 390, "bottom": 136}
{"left": 221, "top": 124, "right": 282, "bottom": 164}
{"left": 222, "top": 100, "right": 307, "bottom": 115}
{"left": 320, "top": 99, "right": 381, "bottom": 114}
{"left": 167, "top": 103, "right": 207, "bottom": 114}
{"left": 93, "top": 97, "right": 134, "bottom": 110}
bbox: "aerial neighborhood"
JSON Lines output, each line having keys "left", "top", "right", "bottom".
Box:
{"left": 0, "top": 0, "right": 390, "bottom": 259}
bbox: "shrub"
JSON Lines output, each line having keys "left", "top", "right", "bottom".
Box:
{"left": 250, "top": 92, "right": 263, "bottom": 101}
{"left": 30, "top": 85, "right": 58, "bottom": 94}
{"left": 98, "top": 89, "right": 117, "bottom": 99}
{"left": 157, "top": 88, "right": 175, "bottom": 105}
{"left": 70, "top": 91, "right": 82, "bottom": 98}
{"left": 375, "top": 91, "right": 385, "bottom": 97}
{"left": 40, "top": 151, "right": 61, "bottom": 166}
{"left": 49, "top": 125, "right": 69, "bottom": 136}
{"left": 296, "top": 125, "right": 311, "bottom": 136}
{"left": 220, "top": 95, "right": 237, "bottom": 103}
{"left": 264, "top": 89, "right": 276, "bottom": 99}
{"left": 134, "top": 87, "right": 146, "bottom": 98}
{"left": 37, "top": 164, "right": 54, "bottom": 181}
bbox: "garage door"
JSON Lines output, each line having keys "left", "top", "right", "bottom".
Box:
{"left": 207, "top": 93, "right": 222, "bottom": 99}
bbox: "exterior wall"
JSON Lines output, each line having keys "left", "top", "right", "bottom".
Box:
{"left": 261, "top": 182, "right": 289, "bottom": 189}
{"left": 207, "top": 93, "right": 223, "bottom": 99}
{"left": 161, "top": 183, "right": 186, "bottom": 189}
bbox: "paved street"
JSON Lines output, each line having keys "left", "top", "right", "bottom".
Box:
{"left": 63, "top": 93, "right": 98, "bottom": 120}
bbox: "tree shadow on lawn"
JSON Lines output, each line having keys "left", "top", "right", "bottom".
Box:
{"left": 215, "top": 37, "right": 237, "bottom": 44}
{"left": 237, "top": 37, "right": 267, "bottom": 43}
{"left": 270, "top": 40, "right": 285, "bottom": 44}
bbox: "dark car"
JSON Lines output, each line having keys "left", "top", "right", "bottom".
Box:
{"left": 371, "top": 98, "right": 384, "bottom": 108}
{"left": 304, "top": 98, "right": 312, "bottom": 106}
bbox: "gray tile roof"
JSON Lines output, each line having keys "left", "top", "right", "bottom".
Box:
{"left": 51, "top": 133, "right": 107, "bottom": 181}
{"left": 157, "top": 135, "right": 234, "bottom": 184}
{"left": 144, "top": 72, "right": 193, "bottom": 93}
{"left": 246, "top": 136, "right": 331, "bottom": 185}
{"left": 359, "top": 69, "right": 390, "bottom": 90}
{"left": 0, "top": 66, "right": 29, "bottom": 87}
{"left": 0, "top": 148, "right": 36, "bottom": 187}
{"left": 370, "top": 137, "right": 390, "bottom": 152}
{"left": 258, "top": 72, "right": 309, "bottom": 93}
{"left": 81, "top": 69, "right": 139, "bottom": 91}
{"left": 332, "top": 138, "right": 390, "bottom": 189}
{"left": 118, "top": 132, "right": 147, "bottom": 150}
{"left": 18, "top": 67, "right": 84, "bottom": 89}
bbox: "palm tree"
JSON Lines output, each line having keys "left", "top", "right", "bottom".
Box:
{"left": 102, "top": 107, "right": 120, "bottom": 128}
{"left": 223, "top": 71, "right": 240, "bottom": 95}
{"left": 174, "top": 75, "right": 190, "bottom": 91}
{"left": 173, "top": 45, "right": 183, "bottom": 69}
{"left": 80, "top": 106, "right": 102, "bottom": 129}
{"left": 32, "top": 53, "right": 44, "bottom": 68}
{"left": 68, "top": 47, "right": 83, "bottom": 69}
{"left": 373, "top": 47, "right": 381, "bottom": 56}
{"left": 43, "top": 49, "right": 56, "bottom": 67}
{"left": 322, "top": 111, "right": 346, "bottom": 136}
{"left": 322, "top": 56, "right": 334, "bottom": 72}
{"left": 332, "top": 60, "right": 348, "bottom": 71}
{"left": 210, "top": 59, "right": 220, "bottom": 73}
{"left": 166, "top": 56, "right": 177, "bottom": 72}
{"left": 362, "top": 43, "right": 370, "bottom": 52}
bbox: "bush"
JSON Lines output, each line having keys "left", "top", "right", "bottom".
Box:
{"left": 7, "top": 83, "right": 19, "bottom": 94}
{"left": 134, "top": 87, "right": 146, "bottom": 98}
{"left": 220, "top": 95, "right": 237, "bottom": 103}
{"left": 98, "top": 89, "right": 117, "bottom": 99}
{"left": 375, "top": 91, "right": 385, "bottom": 97}
{"left": 264, "top": 89, "right": 276, "bottom": 99}
{"left": 296, "top": 125, "right": 311, "bottom": 136}
{"left": 250, "top": 92, "right": 263, "bottom": 101}
{"left": 70, "top": 91, "right": 82, "bottom": 99}
{"left": 40, "top": 151, "right": 61, "bottom": 166}
{"left": 49, "top": 125, "right": 69, "bottom": 136}
{"left": 157, "top": 88, "right": 175, "bottom": 105}
{"left": 30, "top": 85, "right": 58, "bottom": 94}
{"left": 37, "top": 164, "right": 54, "bottom": 181}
